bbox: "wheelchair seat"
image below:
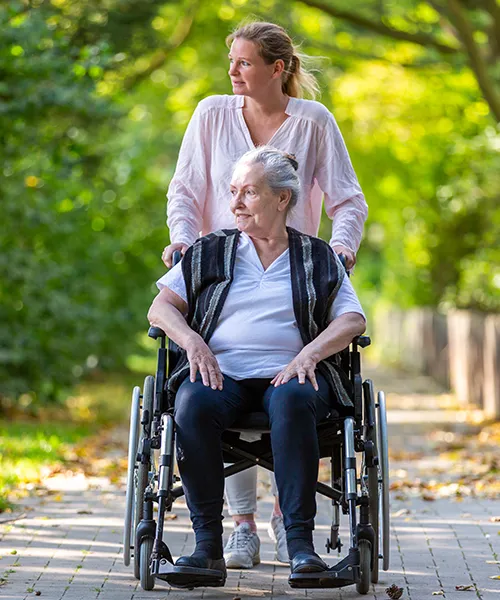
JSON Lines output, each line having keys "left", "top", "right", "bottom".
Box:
{"left": 230, "top": 407, "right": 348, "bottom": 432}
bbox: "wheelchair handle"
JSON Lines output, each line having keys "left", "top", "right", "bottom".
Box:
{"left": 172, "top": 250, "right": 182, "bottom": 266}
{"left": 338, "top": 253, "right": 350, "bottom": 278}
{"left": 148, "top": 326, "right": 166, "bottom": 340}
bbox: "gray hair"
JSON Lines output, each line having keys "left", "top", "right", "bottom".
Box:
{"left": 236, "top": 146, "right": 300, "bottom": 212}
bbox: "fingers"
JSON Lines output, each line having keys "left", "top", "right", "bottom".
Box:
{"left": 189, "top": 360, "right": 198, "bottom": 384}
{"left": 188, "top": 356, "right": 223, "bottom": 390}
{"left": 307, "top": 367, "right": 319, "bottom": 391}
{"left": 162, "top": 246, "right": 173, "bottom": 268}
{"left": 346, "top": 252, "right": 356, "bottom": 270}
{"left": 273, "top": 362, "right": 319, "bottom": 390}
{"left": 162, "top": 243, "right": 188, "bottom": 268}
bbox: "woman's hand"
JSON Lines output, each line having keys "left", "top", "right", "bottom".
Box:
{"left": 162, "top": 242, "right": 189, "bottom": 268}
{"left": 185, "top": 335, "right": 224, "bottom": 390}
{"left": 271, "top": 349, "right": 319, "bottom": 391}
{"left": 332, "top": 245, "right": 356, "bottom": 270}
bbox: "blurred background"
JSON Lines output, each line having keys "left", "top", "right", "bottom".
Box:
{"left": 0, "top": 0, "right": 499, "bottom": 507}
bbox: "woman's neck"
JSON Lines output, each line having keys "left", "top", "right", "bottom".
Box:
{"left": 247, "top": 226, "right": 289, "bottom": 253}
{"left": 244, "top": 91, "right": 289, "bottom": 117}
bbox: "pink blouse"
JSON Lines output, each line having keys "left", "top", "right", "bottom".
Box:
{"left": 166, "top": 95, "right": 367, "bottom": 252}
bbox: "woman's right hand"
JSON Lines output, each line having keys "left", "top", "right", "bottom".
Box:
{"left": 162, "top": 242, "right": 189, "bottom": 268}
{"left": 185, "top": 335, "right": 224, "bottom": 390}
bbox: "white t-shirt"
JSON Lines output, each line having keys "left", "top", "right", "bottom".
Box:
{"left": 156, "top": 234, "right": 365, "bottom": 380}
{"left": 166, "top": 95, "right": 367, "bottom": 252}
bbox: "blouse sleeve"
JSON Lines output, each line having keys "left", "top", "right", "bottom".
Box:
{"left": 328, "top": 276, "right": 366, "bottom": 322}
{"left": 166, "top": 104, "right": 209, "bottom": 246}
{"left": 156, "top": 261, "right": 188, "bottom": 304}
{"left": 314, "top": 112, "right": 368, "bottom": 253}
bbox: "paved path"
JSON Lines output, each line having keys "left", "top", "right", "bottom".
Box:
{"left": 1, "top": 365, "right": 500, "bottom": 600}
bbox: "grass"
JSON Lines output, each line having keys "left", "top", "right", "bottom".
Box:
{"left": 0, "top": 370, "right": 149, "bottom": 512}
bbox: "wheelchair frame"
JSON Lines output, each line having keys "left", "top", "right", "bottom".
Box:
{"left": 123, "top": 326, "right": 390, "bottom": 594}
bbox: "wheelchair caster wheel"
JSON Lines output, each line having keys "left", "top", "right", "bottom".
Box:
{"left": 139, "top": 537, "right": 155, "bottom": 591}
{"left": 356, "top": 539, "right": 371, "bottom": 594}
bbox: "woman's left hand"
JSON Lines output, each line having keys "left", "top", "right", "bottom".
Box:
{"left": 271, "top": 350, "right": 319, "bottom": 391}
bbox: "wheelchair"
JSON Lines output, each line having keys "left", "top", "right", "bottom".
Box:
{"left": 123, "top": 274, "right": 390, "bottom": 594}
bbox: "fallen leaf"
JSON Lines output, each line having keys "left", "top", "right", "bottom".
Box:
{"left": 455, "top": 585, "right": 474, "bottom": 591}
{"left": 53, "top": 494, "right": 63, "bottom": 502}
{"left": 386, "top": 584, "right": 404, "bottom": 599}
{"left": 393, "top": 509, "right": 410, "bottom": 517}
{"left": 422, "top": 494, "right": 436, "bottom": 501}
{"left": 490, "top": 516, "right": 500, "bottom": 522}
{"left": 165, "top": 513, "right": 177, "bottom": 520}
{"left": 432, "top": 592, "right": 444, "bottom": 596}
{"left": 490, "top": 575, "right": 500, "bottom": 580}
{"left": 77, "top": 510, "right": 93, "bottom": 515}
{"left": 35, "top": 592, "right": 41, "bottom": 596}
{"left": 486, "top": 560, "right": 500, "bottom": 564}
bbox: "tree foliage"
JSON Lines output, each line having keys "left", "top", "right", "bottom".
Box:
{"left": 1, "top": 0, "right": 498, "bottom": 407}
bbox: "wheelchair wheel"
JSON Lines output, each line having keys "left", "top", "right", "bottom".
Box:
{"left": 123, "top": 386, "right": 141, "bottom": 567}
{"left": 133, "top": 376, "right": 154, "bottom": 580}
{"left": 139, "top": 536, "right": 155, "bottom": 591}
{"left": 364, "top": 379, "right": 380, "bottom": 584}
{"left": 377, "top": 390, "right": 390, "bottom": 571}
{"left": 356, "top": 539, "right": 371, "bottom": 594}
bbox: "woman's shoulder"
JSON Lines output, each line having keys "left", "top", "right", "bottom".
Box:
{"left": 195, "top": 94, "right": 243, "bottom": 115}
{"left": 288, "top": 97, "right": 335, "bottom": 127}
{"left": 288, "top": 227, "right": 334, "bottom": 254}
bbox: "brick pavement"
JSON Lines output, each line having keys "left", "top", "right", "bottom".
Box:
{"left": 1, "top": 470, "right": 499, "bottom": 600}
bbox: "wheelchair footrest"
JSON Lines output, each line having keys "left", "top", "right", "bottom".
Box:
{"left": 153, "top": 560, "right": 226, "bottom": 589}
{"left": 288, "top": 549, "right": 359, "bottom": 589}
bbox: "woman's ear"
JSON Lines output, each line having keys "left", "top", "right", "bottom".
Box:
{"left": 277, "top": 189, "right": 292, "bottom": 212}
{"left": 272, "top": 59, "right": 285, "bottom": 79}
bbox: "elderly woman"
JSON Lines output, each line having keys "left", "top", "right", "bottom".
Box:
{"left": 148, "top": 147, "right": 366, "bottom": 585}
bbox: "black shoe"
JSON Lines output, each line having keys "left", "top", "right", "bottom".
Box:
{"left": 290, "top": 552, "right": 328, "bottom": 574}
{"left": 175, "top": 554, "right": 226, "bottom": 571}
{"left": 164, "top": 553, "right": 226, "bottom": 589}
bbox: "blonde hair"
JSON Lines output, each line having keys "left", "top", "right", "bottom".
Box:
{"left": 226, "top": 21, "right": 320, "bottom": 100}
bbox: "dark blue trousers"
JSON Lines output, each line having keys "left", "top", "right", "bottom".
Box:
{"left": 174, "top": 373, "right": 332, "bottom": 553}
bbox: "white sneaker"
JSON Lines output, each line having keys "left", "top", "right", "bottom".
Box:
{"left": 268, "top": 514, "right": 289, "bottom": 563}
{"left": 224, "top": 522, "right": 261, "bottom": 569}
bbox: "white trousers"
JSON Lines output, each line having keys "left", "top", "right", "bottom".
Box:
{"left": 224, "top": 465, "right": 278, "bottom": 516}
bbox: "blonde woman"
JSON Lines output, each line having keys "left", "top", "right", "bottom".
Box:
{"left": 162, "top": 21, "right": 367, "bottom": 569}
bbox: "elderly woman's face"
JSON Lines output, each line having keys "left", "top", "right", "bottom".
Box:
{"left": 230, "top": 162, "right": 288, "bottom": 235}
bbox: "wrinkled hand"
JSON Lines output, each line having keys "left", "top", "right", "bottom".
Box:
{"left": 186, "top": 336, "right": 224, "bottom": 390}
{"left": 162, "top": 242, "right": 189, "bottom": 268}
{"left": 332, "top": 245, "right": 356, "bottom": 270}
{"left": 271, "top": 351, "right": 319, "bottom": 391}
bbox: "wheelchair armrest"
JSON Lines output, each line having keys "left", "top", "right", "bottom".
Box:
{"left": 353, "top": 335, "right": 371, "bottom": 348}
{"left": 148, "top": 326, "right": 166, "bottom": 340}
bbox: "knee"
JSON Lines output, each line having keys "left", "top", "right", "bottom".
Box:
{"left": 270, "top": 381, "right": 317, "bottom": 421}
{"left": 174, "top": 380, "right": 217, "bottom": 428}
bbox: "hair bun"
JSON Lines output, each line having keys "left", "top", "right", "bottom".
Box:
{"left": 284, "top": 152, "right": 299, "bottom": 171}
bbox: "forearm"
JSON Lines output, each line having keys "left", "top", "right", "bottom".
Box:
{"left": 166, "top": 199, "right": 202, "bottom": 246}
{"left": 302, "top": 312, "right": 366, "bottom": 363}
{"left": 329, "top": 193, "right": 368, "bottom": 253}
{"left": 147, "top": 296, "right": 200, "bottom": 351}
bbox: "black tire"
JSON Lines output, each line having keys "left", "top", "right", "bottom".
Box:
{"left": 133, "top": 376, "right": 155, "bottom": 580}
{"left": 367, "top": 459, "right": 379, "bottom": 583}
{"left": 139, "top": 536, "right": 155, "bottom": 591}
{"left": 356, "top": 539, "right": 371, "bottom": 595}
{"left": 364, "top": 380, "right": 380, "bottom": 583}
